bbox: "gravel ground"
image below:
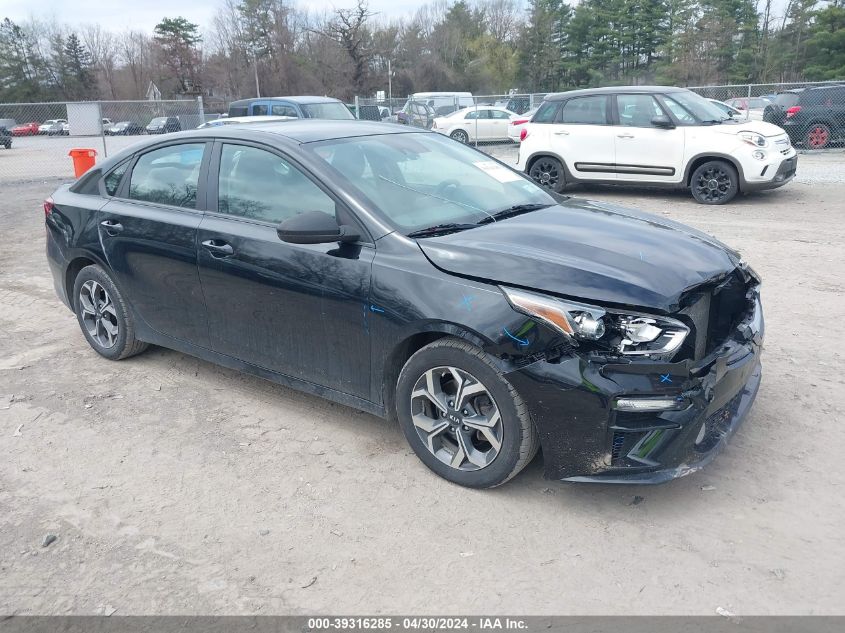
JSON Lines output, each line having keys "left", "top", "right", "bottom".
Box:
{"left": 1, "top": 166, "right": 844, "bottom": 615}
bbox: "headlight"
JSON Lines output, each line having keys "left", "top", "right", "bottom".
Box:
{"left": 501, "top": 287, "right": 689, "bottom": 358}
{"left": 739, "top": 131, "right": 768, "bottom": 147}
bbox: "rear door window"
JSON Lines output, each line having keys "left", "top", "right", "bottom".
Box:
{"left": 128, "top": 143, "right": 205, "bottom": 208}
{"left": 557, "top": 96, "right": 609, "bottom": 125}
{"left": 104, "top": 160, "right": 129, "bottom": 196}
{"left": 271, "top": 104, "right": 298, "bottom": 117}
{"left": 252, "top": 104, "right": 269, "bottom": 116}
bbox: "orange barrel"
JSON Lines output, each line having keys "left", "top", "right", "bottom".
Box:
{"left": 68, "top": 148, "right": 98, "bottom": 178}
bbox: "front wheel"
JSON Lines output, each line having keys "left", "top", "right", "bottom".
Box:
{"left": 72, "top": 265, "right": 149, "bottom": 360}
{"left": 450, "top": 129, "right": 469, "bottom": 144}
{"left": 395, "top": 338, "right": 539, "bottom": 488}
{"left": 528, "top": 156, "right": 566, "bottom": 193}
{"left": 805, "top": 123, "right": 831, "bottom": 149}
{"left": 690, "top": 160, "right": 739, "bottom": 204}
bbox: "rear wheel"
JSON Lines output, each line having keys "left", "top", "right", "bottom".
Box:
{"left": 690, "top": 160, "right": 739, "bottom": 205}
{"left": 72, "top": 265, "right": 148, "bottom": 361}
{"left": 805, "top": 123, "right": 831, "bottom": 149}
{"left": 395, "top": 337, "right": 539, "bottom": 488}
{"left": 450, "top": 129, "right": 469, "bottom": 144}
{"left": 528, "top": 156, "right": 566, "bottom": 193}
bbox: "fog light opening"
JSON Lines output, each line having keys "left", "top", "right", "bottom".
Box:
{"left": 614, "top": 396, "right": 687, "bottom": 412}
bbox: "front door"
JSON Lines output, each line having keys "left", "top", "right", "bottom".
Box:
{"left": 99, "top": 141, "right": 210, "bottom": 347}
{"left": 196, "top": 141, "right": 374, "bottom": 397}
{"left": 613, "top": 93, "right": 685, "bottom": 183}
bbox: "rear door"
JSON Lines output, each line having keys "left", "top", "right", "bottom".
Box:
{"left": 612, "top": 93, "right": 685, "bottom": 183}
{"left": 196, "top": 141, "right": 374, "bottom": 396}
{"left": 99, "top": 141, "right": 211, "bottom": 347}
{"left": 489, "top": 109, "right": 512, "bottom": 140}
{"left": 548, "top": 94, "right": 616, "bottom": 181}
{"left": 464, "top": 109, "right": 491, "bottom": 140}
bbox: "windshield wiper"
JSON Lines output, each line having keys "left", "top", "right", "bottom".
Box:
{"left": 406, "top": 223, "right": 479, "bottom": 238}
{"left": 477, "top": 203, "right": 552, "bottom": 224}
{"left": 700, "top": 119, "right": 725, "bottom": 125}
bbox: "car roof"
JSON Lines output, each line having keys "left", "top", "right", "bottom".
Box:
{"left": 544, "top": 85, "right": 688, "bottom": 101}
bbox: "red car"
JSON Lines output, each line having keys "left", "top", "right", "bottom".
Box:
{"left": 12, "top": 122, "right": 39, "bottom": 136}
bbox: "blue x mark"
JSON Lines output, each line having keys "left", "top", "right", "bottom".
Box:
{"left": 660, "top": 373, "right": 672, "bottom": 383}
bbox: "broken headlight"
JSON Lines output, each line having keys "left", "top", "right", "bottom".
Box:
{"left": 502, "top": 287, "right": 689, "bottom": 357}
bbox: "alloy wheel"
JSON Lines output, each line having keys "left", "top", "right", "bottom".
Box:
{"left": 693, "top": 166, "right": 733, "bottom": 203}
{"left": 79, "top": 280, "right": 119, "bottom": 348}
{"left": 410, "top": 366, "right": 503, "bottom": 471}
{"left": 806, "top": 125, "right": 830, "bottom": 149}
{"left": 451, "top": 130, "right": 469, "bottom": 144}
{"left": 530, "top": 160, "right": 560, "bottom": 188}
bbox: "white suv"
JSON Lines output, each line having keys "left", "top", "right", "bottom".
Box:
{"left": 516, "top": 86, "right": 797, "bottom": 204}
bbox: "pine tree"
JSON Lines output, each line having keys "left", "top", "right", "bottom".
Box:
{"left": 62, "top": 33, "right": 96, "bottom": 100}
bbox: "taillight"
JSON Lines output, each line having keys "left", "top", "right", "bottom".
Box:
{"left": 512, "top": 119, "right": 528, "bottom": 126}
{"left": 519, "top": 128, "right": 528, "bottom": 141}
{"left": 43, "top": 197, "right": 54, "bottom": 216}
{"left": 786, "top": 106, "right": 801, "bottom": 118}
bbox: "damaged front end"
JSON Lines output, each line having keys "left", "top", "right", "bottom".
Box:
{"left": 503, "top": 265, "right": 764, "bottom": 483}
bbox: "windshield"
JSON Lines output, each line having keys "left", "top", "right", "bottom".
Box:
{"left": 662, "top": 91, "right": 731, "bottom": 123}
{"left": 301, "top": 102, "right": 355, "bottom": 120}
{"left": 307, "top": 132, "right": 555, "bottom": 234}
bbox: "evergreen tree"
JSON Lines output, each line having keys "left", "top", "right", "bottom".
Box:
{"left": 62, "top": 33, "right": 97, "bottom": 100}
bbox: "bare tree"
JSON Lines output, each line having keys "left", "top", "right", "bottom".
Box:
{"left": 82, "top": 24, "right": 118, "bottom": 98}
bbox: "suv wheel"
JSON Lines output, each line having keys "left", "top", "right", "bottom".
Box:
{"left": 805, "top": 124, "right": 831, "bottom": 149}
{"left": 395, "top": 337, "right": 539, "bottom": 488}
{"left": 528, "top": 157, "right": 566, "bottom": 193}
{"left": 690, "top": 160, "right": 739, "bottom": 205}
{"left": 450, "top": 129, "right": 469, "bottom": 144}
{"left": 73, "top": 265, "right": 149, "bottom": 360}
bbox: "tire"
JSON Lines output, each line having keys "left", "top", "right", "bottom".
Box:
{"left": 528, "top": 156, "right": 566, "bottom": 193}
{"left": 72, "top": 265, "right": 148, "bottom": 361}
{"left": 450, "top": 129, "right": 469, "bottom": 144}
{"left": 690, "top": 160, "right": 739, "bottom": 204}
{"left": 804, "top": 123, "right": 831, "bottom": 149}
{"left": 395, "top": 337, "right": 539, "bottom": 488}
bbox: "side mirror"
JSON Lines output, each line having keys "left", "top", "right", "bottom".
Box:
{"left": 651, "top": 115, "right": 675, "bottom": 129}
{"left": 277, "top": 210, "right": 359, "bottom": 245}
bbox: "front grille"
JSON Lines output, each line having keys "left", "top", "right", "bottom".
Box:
{"left": 695, "top": 391, "right": 743, "bottom": 453}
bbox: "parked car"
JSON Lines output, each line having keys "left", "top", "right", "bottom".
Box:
{"left": 406, "top": 92, "right": 475, "bottom": 117}
{"left": 396, "top": 101, "right": 436, "bottom": 128}
{"left": 708, "top": 99, "right": 749, "bottom": 121}
{"left": 764, "top": 85, "right": 845, "bottom": 149}
{"left": 517, "top": 86, "right": 796, "bottom": 204}
{"left": 39, "top": 119, "right": 67, "bottom": 135}
{"left": 352, "top": 104, "right": 391, "bottom": 121}
{"left": 0, "top": 125, "right": 11, "bottom": 149}
{"left": 504, "top": 95, "right": 533, "bottom": 115}
{"left": 432, "top": 106, "right": 518, "bottom": 143}
{"left": 45, "top": 120, "right": 764, "bottom": 488}
{"left": 508, "top": 107, "right": 538, "bottom": 142}
{"left": 46, "top": 121, "right": 69, "bottom": 136}
{"left": 102, "top": 118, "right": 113, "bottom": 128}
{"left": 105, "top": 121, "right": 146, "bottom": 136}
{"left": 146, "top": 116, "right": 181, "bottom": 134}
{"left": 228, "top": 96, "right": 355, "bottom": 120}
{"left": 724, "top": 97, "right": 772, "bottom": 121}
{"left": 196, "top": 115, "right": 292, "bottom": 129}
{"left": 12, "top": 121, "right": 39, "bottom": 136}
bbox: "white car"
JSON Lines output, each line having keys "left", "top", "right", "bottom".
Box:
{"left": 431, "top": 106, "right": 518, "bottom": 143}
{"left": 708, "top": 99, "right": 749, "bottom": 121}
{"left": 724, "top": 97, "right": 772, "bottom": 121}
{"left": 508, "top": 107, "right": 538, "bottom": 142}
{"left": 516, "top": 86, "right": 796, "bottom": 204}
{"left": 39, "top": 119, "right": 66, "bottom": 134}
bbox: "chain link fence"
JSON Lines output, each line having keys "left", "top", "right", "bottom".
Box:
{"left": 0, "top": 99, "right": 205, "bottom": 184}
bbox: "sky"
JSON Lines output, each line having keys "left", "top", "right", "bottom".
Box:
{"left": 2, "top": 0, "right": 425, "bottom": 33}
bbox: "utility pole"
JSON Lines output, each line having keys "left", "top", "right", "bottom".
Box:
{"left": 253, "top": 53, "right": 261, "bottom": 98}
{"left": 388, "top": 59, "right": 392, "bottom": 103}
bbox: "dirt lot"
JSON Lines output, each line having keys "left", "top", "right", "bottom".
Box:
{"left": 1, "top": 157, "right": 845, "bottom": 615}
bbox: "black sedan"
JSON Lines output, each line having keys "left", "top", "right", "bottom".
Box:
{"left": 44, "top": 121, "right": 763, "bottom": 488}
{"left": 105, "top": 121, "right": 145, "bottom": 136}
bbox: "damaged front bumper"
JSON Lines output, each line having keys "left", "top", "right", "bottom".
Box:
{"left": 505, "top": 293, "right": 764, "bottom": 483}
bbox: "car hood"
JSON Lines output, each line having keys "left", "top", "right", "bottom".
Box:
{"left": 715, "top": 119, "right": 785, "bottom": 137}
{"left": 416, "top": 199, "right": 741, "bottom": 313}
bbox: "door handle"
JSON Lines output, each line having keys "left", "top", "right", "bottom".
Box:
{"left": 617, "top": 133, "right": 635, "bottom": 139}
{"left": 201, "top": 239, "right": 234, "bottom": 257}
{"left": 100, "top": 219, "right": 123, "bottom": 234}
{"left": 554, "top": 131, "right": 570, "bottom": 136}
